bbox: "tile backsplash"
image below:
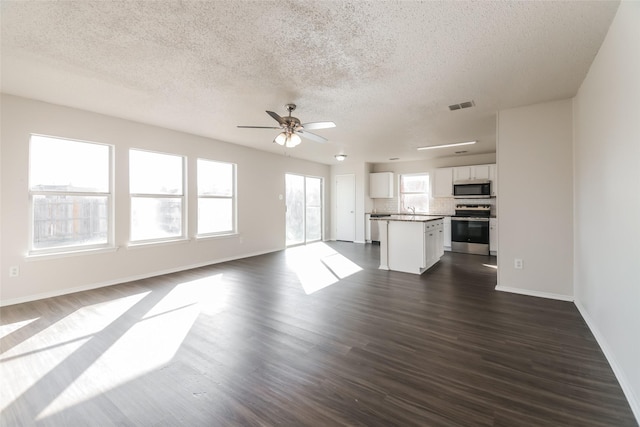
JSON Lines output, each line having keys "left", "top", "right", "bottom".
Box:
{"left": 372, "top": 197, "right": 400, "bottom": 214}
{"left": 373, "top": 197, "right": 496, "bottom": 216}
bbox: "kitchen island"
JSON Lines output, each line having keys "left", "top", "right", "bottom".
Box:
{"left": 371, "top": 215, "right": 445, "bottom": 274}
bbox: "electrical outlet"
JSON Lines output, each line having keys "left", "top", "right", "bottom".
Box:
{"left": 514, "top": 259, "right": 523, "bottom": 269}
{"left": 9, "top": 266, "right": 19, "bottom": 277}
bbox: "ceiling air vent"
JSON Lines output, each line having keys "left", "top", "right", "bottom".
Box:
{"left": 449, "top": 100, "right": 475, "bottom": 111}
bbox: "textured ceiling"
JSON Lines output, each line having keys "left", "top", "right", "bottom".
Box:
{"left": 1, "top": 1, "right": 619, "bottom": 164}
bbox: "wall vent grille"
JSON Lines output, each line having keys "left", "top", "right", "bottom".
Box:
{"left": 449, "top": 100, "right": 475, "bottom": 111}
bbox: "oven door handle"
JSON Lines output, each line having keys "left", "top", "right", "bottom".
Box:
{"left": 451, "top": 217, "right": 490, "bottom": 222}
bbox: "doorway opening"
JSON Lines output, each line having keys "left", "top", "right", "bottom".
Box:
{"left": 285, "top": 174, "right": 323, "bottom": 247}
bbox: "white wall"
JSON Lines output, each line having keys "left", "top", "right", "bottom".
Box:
{"left": 0, "top": 95, "right": 330, "bottom": 305}
{"left": 496, "top": 99, "right": 574, "bottom": 299}
{"left": 573, "top": 1, "right": 640, "bottom": 418}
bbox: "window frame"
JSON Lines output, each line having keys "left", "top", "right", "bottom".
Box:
{"left": 196, "top": 158, "right": 237, "bottom": 238}
{"left": 28, "top": 134, "right": 114, "bottom": 256}
{"left": 128, "top": 148, "right": 187, "bottom": 245}
{"left": 399, "top": 173, "right": 430, "bottom": 214}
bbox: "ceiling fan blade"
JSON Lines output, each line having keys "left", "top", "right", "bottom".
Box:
{"left": 296, "top": 129, "right": 327, "bottom": 143}
{"left": 237, "top": 125, "right": 281, "bottom": 129}
{"left": 301, "top": 121, "right": 336, "bottom": 130}
{"left": 266, "top": 110, "right": 286, "bottom": 126}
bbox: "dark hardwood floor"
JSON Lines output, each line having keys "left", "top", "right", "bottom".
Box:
{"left": 1, "top": 242, "right": 636, "bottom": 426}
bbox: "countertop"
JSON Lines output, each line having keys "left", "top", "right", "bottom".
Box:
{"left": 368, "top": 212, "right": 497, "bottom": 218}
{"left": 370, "top": 215, "right": 445, "bottom": 222}
{"left": 368, "top": 212, "right": 453, "bottom": 216}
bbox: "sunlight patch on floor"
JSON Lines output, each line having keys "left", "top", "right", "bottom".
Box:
{"left": 286, "top": 242, "right": 363, "bottom": 294}
{"left": 0, "top": 316, "right": 40, "bottom": 339}
{"left": 0, "top": 292, "right": 148, "bottom": 414}
{"left": 483, "top": 264, "right": 498, "bottom": 269}
{"left": 144, "top": 273, "right": 228, "bottom": 318}
{"left": 31, "top": 274, "right": 228, "bottom": 420}
{"left": 322, "top": 253, "right": 362, "bottom": 279}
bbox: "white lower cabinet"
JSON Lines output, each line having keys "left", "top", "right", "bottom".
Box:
{"left": 438, "top": 221, "right": 445, "bottom": 258}
{"left": 422, "top": 220, "right": 443, "bottom": 270}
{"left": 365, "top": 214, "right": 371, "bottom": 242}
{"left": 490, "top": 218, "right": 498, "bottom": 255}
{"left": 443, "top": 216, "right": 451, "bottom": 250}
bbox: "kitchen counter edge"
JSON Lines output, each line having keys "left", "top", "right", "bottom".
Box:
{"left": 370, "top": 215, "right": 445, "bottom": 223}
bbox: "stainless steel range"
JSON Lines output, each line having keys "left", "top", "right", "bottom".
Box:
{"left": 451, "top": 204, "right": 491, "bottom": 255}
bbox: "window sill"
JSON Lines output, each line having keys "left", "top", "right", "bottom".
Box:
{"left": 195, "top": 232, "right": 239, "bottom": 241}
{"left": 26, "top": 246, "right": 119, "bottom": 261}
{"left": 127, "top": 238, "right": 191, "bottom": 250}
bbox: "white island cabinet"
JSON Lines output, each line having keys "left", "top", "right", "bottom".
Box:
{"left": 374, "top": 215, "right": 444, "bottom": 275}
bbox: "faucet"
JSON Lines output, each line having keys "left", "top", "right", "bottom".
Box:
{"left": 407, "top": 206, "right": 415, "bottom": 214}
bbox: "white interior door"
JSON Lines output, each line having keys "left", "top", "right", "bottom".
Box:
{"left": 336, "top": 174, "right": 356, "bottom": 242}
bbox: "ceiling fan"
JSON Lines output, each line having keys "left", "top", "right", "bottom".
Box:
{"left": 237, "top": 104, "right": 335, "bottom": 148}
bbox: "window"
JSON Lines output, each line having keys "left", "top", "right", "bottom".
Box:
{"left": 399, "top": 173, "right": 429, "bottom": 213}
{"left": 129, "top": 149, "right": 184, "bottom": 243}
{"left": 29, "top": 135, "right": 112, "bottom": 253}
{"left": 197, "top": 159, "right": 236, "bottom": 236}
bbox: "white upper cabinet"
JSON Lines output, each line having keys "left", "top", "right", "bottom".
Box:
{"left": 453, "top": 166, "right": 472, "bottom": 181}
{"left": 433, "top": 168, "right": 453, "bottom": 197}
{"left": 453, "top": 164, "right": 492, "bottom": 181}
{"left": 471, "top": 164, "right": 491, "bottom": 180}
{"left": 370, "top": 172, "right": 394, "bottom": 198}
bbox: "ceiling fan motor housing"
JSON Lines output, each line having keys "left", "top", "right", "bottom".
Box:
{"left": 237, "top": 103, "right": 335, "bottom": 144}
{"left": 284, "top": 116, "right": 301, "bottom": 130}
{"left": 283, "top": 104, "right": 301, "bottom": 130}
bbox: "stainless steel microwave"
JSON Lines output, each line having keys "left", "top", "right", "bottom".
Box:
{"left": 453, "top": 180, "right": 491, "bottom": 198}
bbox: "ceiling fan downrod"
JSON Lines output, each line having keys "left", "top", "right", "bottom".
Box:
{"left": 284, "top": 103, "right": 296, "bottom": 115}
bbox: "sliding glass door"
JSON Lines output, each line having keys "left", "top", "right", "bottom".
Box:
{"left": 285, "top": 174, "right": 322, "bottom": 246}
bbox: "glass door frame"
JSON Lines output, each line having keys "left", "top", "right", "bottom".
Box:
{"left": 285, "top": 173, "right": 324, "bottom": 247}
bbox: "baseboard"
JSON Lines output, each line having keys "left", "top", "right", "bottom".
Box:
{"left": 0, "top": 248, "right": 280, "bottom": 307}
{"left": 575, "top": 301, "right": 640, "bottom": 423}
{"left": 494, "top": 285, "right": 574, "bottom": 302}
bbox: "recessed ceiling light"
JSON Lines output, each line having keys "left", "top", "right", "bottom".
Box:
{"left": 417, "top": 141, "right": 476, "bottom": 151}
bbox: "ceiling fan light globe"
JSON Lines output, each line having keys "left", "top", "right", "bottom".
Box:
{"left": 286, "top": 133, "right": 302, "bottom": 148}
{"left": 274, "top": 132, "right": 287, "bottom": 146}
